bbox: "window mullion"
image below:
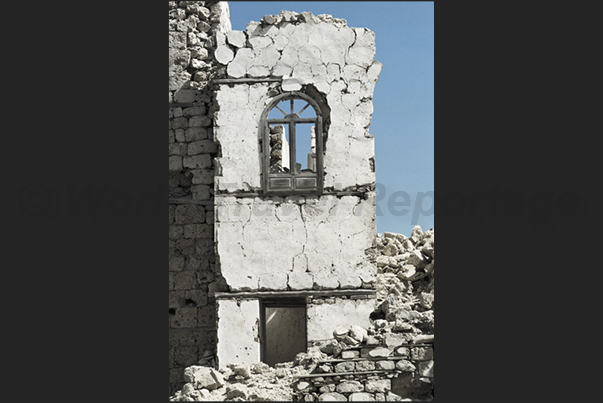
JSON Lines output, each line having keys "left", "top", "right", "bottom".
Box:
{"left": 316, "top": 117, "right": 323, "bottom": 189}
{"left": 264, "top": 120, "right": 269, "bottom": 189}
{"left": 289, "top": 121, "right": 296, "bottom": 179}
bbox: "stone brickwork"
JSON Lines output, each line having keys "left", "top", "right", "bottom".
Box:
{"left": 292, "top": 335, "right": 434, "bottom": 401}
{"left": 169, "top": 1, "right": 231, "bottom": 395}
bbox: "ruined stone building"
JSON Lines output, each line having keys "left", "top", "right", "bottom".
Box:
{"left": 169, "top": 1, "right": 413, "bottom": 397}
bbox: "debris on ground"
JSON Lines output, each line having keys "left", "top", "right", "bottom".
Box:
{"left": 170, "top": 226, "right": 434, "bottom": 401}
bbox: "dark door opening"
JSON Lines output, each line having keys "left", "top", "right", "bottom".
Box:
{"left": 260, "top": 298, "right": 307, "bottom": 367}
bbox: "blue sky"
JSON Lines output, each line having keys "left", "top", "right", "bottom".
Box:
{"left": 228, "top": 1, "right": 434, "bottom": 236}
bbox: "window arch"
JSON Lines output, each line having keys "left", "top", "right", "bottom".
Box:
{"left": 261, "top": 92, "right": 324, "bottom": 194}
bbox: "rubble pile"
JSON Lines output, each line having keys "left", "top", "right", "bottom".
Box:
{"left": 368, "top": 225, "right": 434, "bottom": 339}
{"left": 169, "top": 354, "right": 318, "bottom": 401}
{"left": 169, "top": 226, "right": 434, "bottom": 401}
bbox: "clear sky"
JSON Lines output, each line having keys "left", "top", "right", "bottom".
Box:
{"left": 228, "top": 1, "right": 434, "bottom": 236}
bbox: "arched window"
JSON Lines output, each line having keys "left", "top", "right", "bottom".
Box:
{"left": 261, "top": 92, "right": 324, "bottom": 194}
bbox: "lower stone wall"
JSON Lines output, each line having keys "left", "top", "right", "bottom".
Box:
{"left": 169, "top": 200, "right": 219, "bottom": 395}
{"left": 292, "top": 340, "right": 434, "bottom": 401}
{"left": 168, "top": 87, "right": 226, "bottom": 394}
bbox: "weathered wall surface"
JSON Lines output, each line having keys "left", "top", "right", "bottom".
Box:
{"left": 213, "top": 10, "right": 382, "bottom": 293}
{"left": 213, "top": 11, "right": 382, "bottom": 192}
{"left": 215, "top": 195, "right": 376, "bottom": 292}
{"left": 215, "top": 299, "right": 260, "bottom": 366}
{"left": 168, "top": 1, "right": 231, "bottom": 395}
{"left": 169, "top": 227, "right": 435, "bottom": 402}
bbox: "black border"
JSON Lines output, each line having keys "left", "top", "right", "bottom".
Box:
{"left": 7, "top": 2, "right": 166, "bottom": 400}
{"left": 7, "top": 1, "right": 598, "bottom": 401}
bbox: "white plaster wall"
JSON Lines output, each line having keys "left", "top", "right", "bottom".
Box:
{"left": 214, "top": 83, "right": 271, "bottom": 192}
{"left": 216, "top": 299, "right": 260, "bottom": 367}
{"left": 214, "top": 13, "right": 381, "bottom": 192}
{"left": 307, "top": 299, "right": 375, "bottom": 341}
{"left": 213, "top": 13, "right": 379, "bottom": 292}
{"left": 215, "top": 193, "right": 376, "bottom": 292}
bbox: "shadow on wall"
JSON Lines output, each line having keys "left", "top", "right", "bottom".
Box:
{"left": 169, "top": 1, "right": 232, "bottom": 396}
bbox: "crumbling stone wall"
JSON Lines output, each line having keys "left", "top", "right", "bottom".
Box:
{"left": 169, "top": 226, "right": 435, "bottom": 401}
{"left": 292, "top": 328, "right": 434, "bottom": 401}
{"left": 211, "top": 9, "right": 383, "bottom": 368}
{"left": 169, "top": 1, "right": 231, "bottom": 395}
{"left": 213, "top": 11, "right": 381, "bottom": 192}
{"left": 168, "top": 3, "right": 435, "bottom": 399}
{"left": 293, "top": 225, "right": 436, "bottom": 401}
{"left": 213, "top": 10, "right": 382, "bottom": 292}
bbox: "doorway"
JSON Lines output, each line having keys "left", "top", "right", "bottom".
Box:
{"left": 260, "top": 298, "right": 307, "bottom": 367}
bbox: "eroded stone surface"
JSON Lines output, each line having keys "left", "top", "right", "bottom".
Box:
{"left": 365, "top": 379, "right": 391, "bottom": 393}
{"left": 171, "top": 225, "right": 435, "bottom": 401}
{"left": 367, "top": 347, "right": 390, "bottom": 358}
{"left": 336, "top": 380, "right": 364, "bottom": 393}
{"left": 226, "top": 30, "right": 246, "bottom": 47}
{"left": 169, "top": 1, "right": 233, "bottom": 396}
{"left": 319, "top": 392, "right": 347, "bottom": 401}
{"left": 214, "top": 45, "right": 234, "bottom": 64}
{"left": 183, "top": 366, "right": 224, "bottom": 390}
{"left": 349, "top": 392, "right": 376, "bottom": 401}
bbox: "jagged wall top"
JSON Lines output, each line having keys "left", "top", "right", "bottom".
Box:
{"left": 168, "top": 1, "right": 231, "bottom": 93}
{"left": 255, "top": 10, "right": 349, "bottom": 28}
{"left": 169, "top": 1, "right": 231, "bottom": 31}
{"left": 214, "top": 9, "right": 381, "bottom": 97}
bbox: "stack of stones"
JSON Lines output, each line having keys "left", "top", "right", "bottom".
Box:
{"left": 292, "top": 324, "right": 434, "bottom": 401}
{"left": 370, "top": 226, "right": 434, "bottom": 283}
{"left": 169, "top": 1, "right": 229, "bottom": 199}
{"left": 171, "top": 362, "right": 299, "bottom": 401}
{"left": 367, "top": 225, "right": 435, "bottom": 337}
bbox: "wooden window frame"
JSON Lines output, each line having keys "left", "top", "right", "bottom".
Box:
{"left": 261, "top": 92, "right": 324, "bottom": 195}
